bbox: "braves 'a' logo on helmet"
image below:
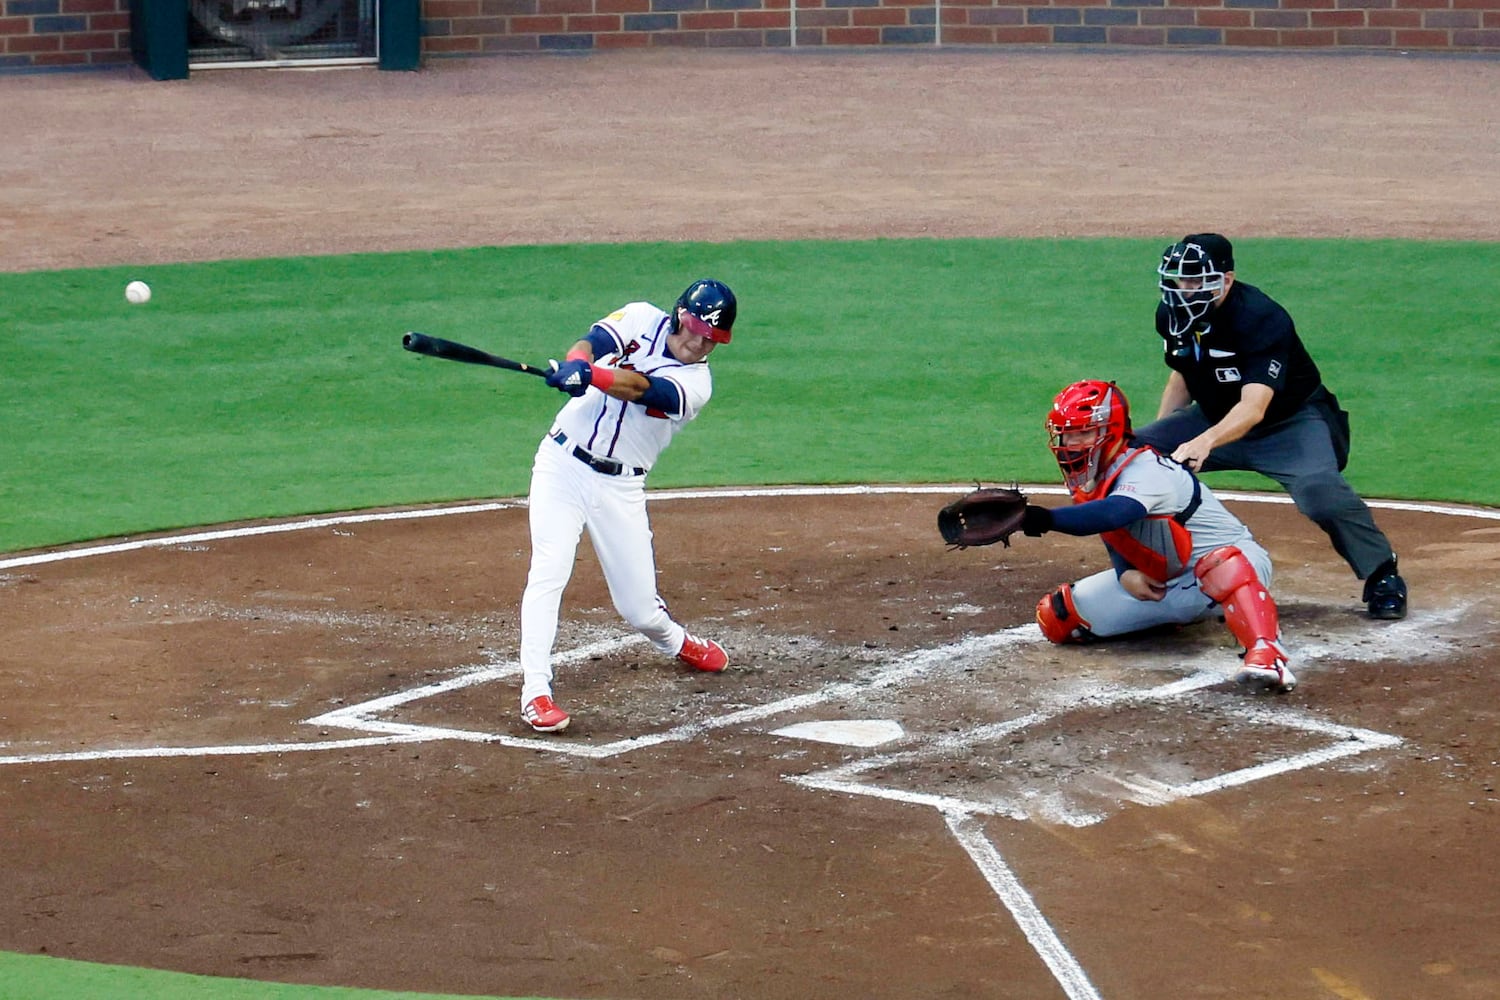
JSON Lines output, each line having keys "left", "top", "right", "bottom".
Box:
{"left": 675, "top": 279, "right": 737, "bottom": 344}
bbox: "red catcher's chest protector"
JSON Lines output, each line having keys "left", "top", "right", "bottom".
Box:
{"left": 1075, "top": 447, "right": 1198, "bottom": 583}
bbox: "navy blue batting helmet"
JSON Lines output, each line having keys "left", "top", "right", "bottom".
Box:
{"left": 675, "top": 279, "right": 736, "bottom": 344}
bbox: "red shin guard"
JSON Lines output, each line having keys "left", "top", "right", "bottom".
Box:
{"left": 1194, "top": 545, "right": 1280, "bottom": 651}
{"left": 1036, "top": 583, "right": 1094, "bottom": 644}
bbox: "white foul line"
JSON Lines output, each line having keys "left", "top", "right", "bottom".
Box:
{"left": 0, "top": 485, "right": 1448, "bottom": 1000}
{"left": 0, "top": 735, "right": 434, "bottom": 766}
{"left": 946, "top": 810, "right": 1106, "bottom": 1000}
{"left": 2, "top": 485, "right": 1416, "bottom": 1000}
{"left": 4, "top": 486, "right": 1495, "bottom": 572}
{"left": 788, "top": 670, "right": 1404, "bottom": 1000}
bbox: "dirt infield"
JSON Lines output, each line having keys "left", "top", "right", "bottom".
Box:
{"left": 4, "top": 49, "right": 1500, "bottom": 1000}
{"left": 7, "top": 49, "right": 1500, "bottom": 272}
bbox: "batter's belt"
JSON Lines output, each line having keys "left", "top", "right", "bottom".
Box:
{"left": 549, "top": 429, "right": 647, "bottom": 477}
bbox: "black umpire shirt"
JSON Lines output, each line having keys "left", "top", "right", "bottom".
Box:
{"left": 1154, "top": 280, "right": 1324, "bottom": 428}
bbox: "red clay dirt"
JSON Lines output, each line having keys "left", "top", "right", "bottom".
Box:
{"left": 3, "top": 50, "right": 1499, "bottom": 1000}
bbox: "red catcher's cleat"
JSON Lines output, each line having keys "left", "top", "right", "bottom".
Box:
{"left": 522, "top": 695, "right": 570, "bottom": 732}
{"left": 677, "top": 633, "right": 728, "bottom": 673}
{"left": 1234, "top": 640, "right": 1297, "bottom": 693}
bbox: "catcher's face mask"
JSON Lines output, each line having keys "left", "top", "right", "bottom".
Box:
{"left": 1050, "top": 427, "right": 1108, "bottom": 493}
{"left": 1047, "top": 380, "right": 1131, "bottom": 495}
{"left": 1158, "top": 239, "right": 1228, "bottom": 337}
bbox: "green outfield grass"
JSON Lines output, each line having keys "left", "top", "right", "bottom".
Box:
{"left": 0, "top": 952, "right": 549, "bottom": 1000}
{"left": 4, "top": 237, "right": 1497, "bottom": 554}
{"left": 1, "top": 237, "right": 1496, "bottom": 1000}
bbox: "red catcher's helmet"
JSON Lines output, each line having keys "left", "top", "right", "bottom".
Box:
{"left": 1046, "top": 380, "right": 1132, "bottom": 496}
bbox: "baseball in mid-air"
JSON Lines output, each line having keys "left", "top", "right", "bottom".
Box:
{"left": 125, "top": 280, "right": 152, "bottom": 305}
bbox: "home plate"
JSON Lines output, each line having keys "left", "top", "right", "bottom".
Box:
{"left": 771, "top": 719, "right": 905, "bottom": 747}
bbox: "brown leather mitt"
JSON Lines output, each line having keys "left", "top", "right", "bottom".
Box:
{"left": 937, "top": 486, "right": 1029, "bottom": 549}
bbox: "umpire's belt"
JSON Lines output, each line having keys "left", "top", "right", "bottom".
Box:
{"left": 549, "top": 429, "right": 646, "bottom": 477}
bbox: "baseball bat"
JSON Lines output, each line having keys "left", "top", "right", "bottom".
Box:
{"left": 401, "top": 332, "right": 549, "bottom": 378}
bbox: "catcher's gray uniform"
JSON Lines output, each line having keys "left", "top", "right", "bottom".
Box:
{"left": 1070, "top": 450, "right": 1273, "bottom": 638}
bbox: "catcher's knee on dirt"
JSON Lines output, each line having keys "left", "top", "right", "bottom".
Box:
{"left": 1194, "top": 545, "right": 1280, "bottom": 650}
{"left": 1036, "top": 583, "right": 1095, "bottom": 644}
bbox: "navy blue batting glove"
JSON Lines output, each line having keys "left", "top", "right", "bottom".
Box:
{"left": 545, "top": 359, "right": 592, "bottom": 397}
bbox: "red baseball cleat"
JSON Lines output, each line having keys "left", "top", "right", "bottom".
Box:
{"left": 1234, "top": 640, "right": 1297, "bottom": 693}
{"left": 522, "top": 695, "right": 570, "bottom": 732}
{"left": 677, "top": 633, "right": 728, "bottom": 673}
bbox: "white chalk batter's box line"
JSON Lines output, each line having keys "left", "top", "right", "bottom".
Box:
{"left": 0, "top": 620, "right": 1403, "bottom": 802}
{"left": 0, "top": 625, "right": 1407, "bottom": 1000}
{"left": 0, "top": 492, "right": 1434, "bottom": 1000}
{"left": 0, "top": 625, "right": 1034, "bottom": 766}
{"left": 0, "top": 485, "right": 1451, "bottom": 769}
{"left": 786, "top": 672, "right": 1401, "bottom": 827}
{"left": 224, "top": 624, "right": 1409, "bottom": 822}
{"left": 0, "top": 483, "right": 1449, "bottom": 773}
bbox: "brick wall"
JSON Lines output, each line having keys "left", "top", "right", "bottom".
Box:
{"left": 422, "top": 0, "right": 1500, "bottom": 52}
{"left": 3, "top": 0, "right": 1499, "bottom": 72}
{"left": 2, "top": 0, "right": 132, "bottom": 70}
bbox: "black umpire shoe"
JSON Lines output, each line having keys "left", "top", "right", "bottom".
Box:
{"left": 1363, "top": 557, "right": 1408, "bottom": 620}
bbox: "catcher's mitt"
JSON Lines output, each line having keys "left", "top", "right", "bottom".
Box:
{"left": 938, "top": 485, "right": 1029, "bottom": 549}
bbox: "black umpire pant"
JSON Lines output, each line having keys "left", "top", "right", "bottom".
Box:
{"left": 1133, "top": 393, "right": 1396, "bottom": 581}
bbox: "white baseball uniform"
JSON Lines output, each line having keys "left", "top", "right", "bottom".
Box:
{"left": 519, "top": 301, "right": 713, "bottom": 706}
{"left": 1069, "top": 449, "right": 1274, "bottom": 637}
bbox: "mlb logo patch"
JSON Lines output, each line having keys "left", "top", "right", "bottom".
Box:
{"left": 1268, "top": 361, "right": 1283, "bottom": 378}
{"left": 1215, "top": 367, "right": 1241, "bottom": 383}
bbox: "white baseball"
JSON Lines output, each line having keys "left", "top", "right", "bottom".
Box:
{"left": 125, "top": 280, "right": 152, "bottom": 305}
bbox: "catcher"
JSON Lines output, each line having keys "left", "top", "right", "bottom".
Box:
{"left": 939, "top": 379, "right": 1295, "bottom": 692}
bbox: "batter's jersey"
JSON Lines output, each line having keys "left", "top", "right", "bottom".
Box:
{"left": 1154, "top": 281, "right": 1323, "bottom": 426}
{"left": 550, "top": 301, "right": 712, "bottom": 472}
{"left": 1107, "top": 449, "right": 1260, "bottom": 579}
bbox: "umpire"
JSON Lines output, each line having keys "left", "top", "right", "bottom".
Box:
{"left": 1135, "top": 233, "right": 1407, "bottom": 620}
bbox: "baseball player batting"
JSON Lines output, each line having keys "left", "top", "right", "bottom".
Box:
{"left": 518, "top": 279, "right": 738, "bottom": 733}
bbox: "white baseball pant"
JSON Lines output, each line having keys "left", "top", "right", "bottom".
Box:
{"left": 519, "top": 439, "right": 685, "bottom": 705}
